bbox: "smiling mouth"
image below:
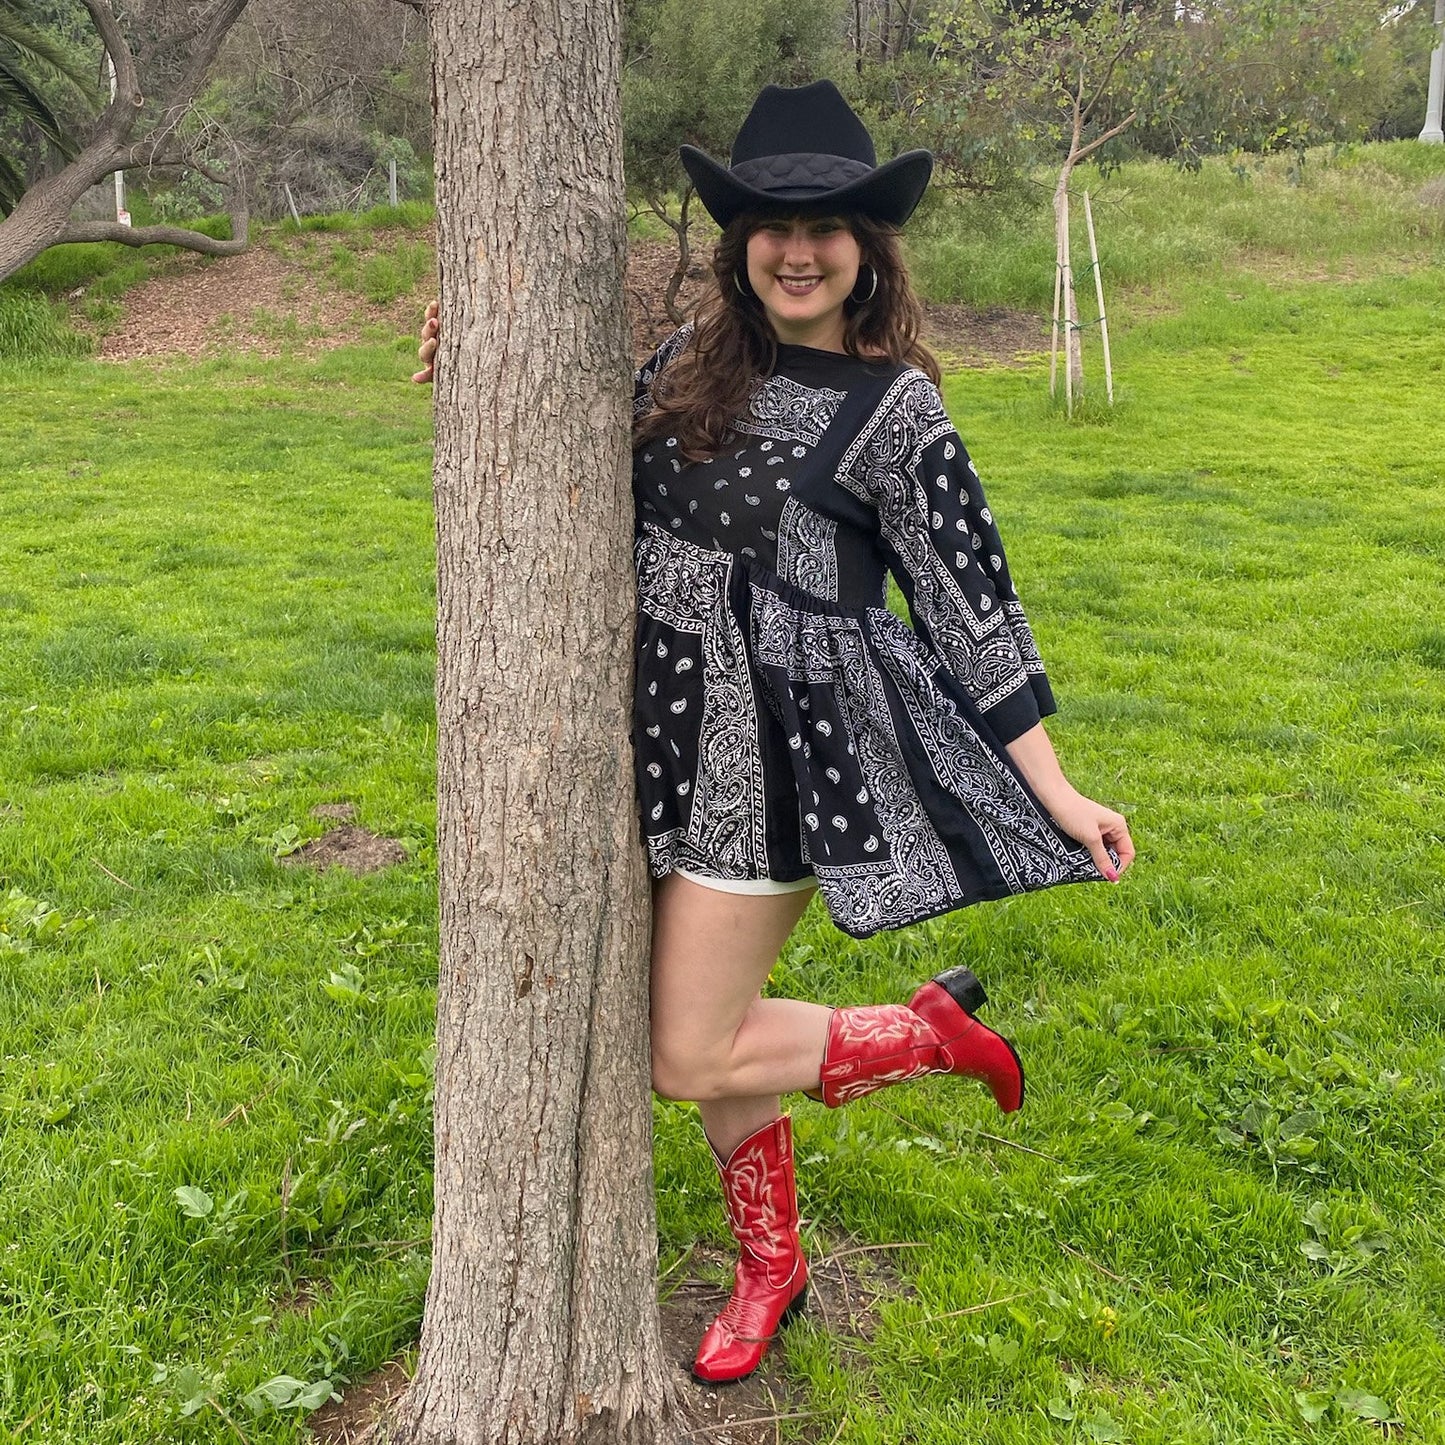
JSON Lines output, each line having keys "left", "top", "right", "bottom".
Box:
{"left": 776, "top": 275, "right": 823, "bottom": 295}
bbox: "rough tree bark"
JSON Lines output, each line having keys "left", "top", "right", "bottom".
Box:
{"left": 0, "top": 0, "right": 253, "bottom": 283}
{"left": 391, "top": 1, "right": 677, "bottom": 1443}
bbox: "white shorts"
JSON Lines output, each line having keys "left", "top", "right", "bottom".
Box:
{"left": 674, "top": 867, "right": 816, "bottom": 896}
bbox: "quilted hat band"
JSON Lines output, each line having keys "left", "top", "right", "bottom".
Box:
{"left": 728, "top": 154, "right": 875, "bottom": 194}
{"left": 679, "top": 81, "right": 933, "bottom": 230}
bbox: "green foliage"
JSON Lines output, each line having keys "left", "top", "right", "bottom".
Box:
{"left": 280, "top": 198, "right": 436, "bottom": 237}
{"left": 0, "top": 0, "right": 99, "bottom": 213}
{"left": 1124, "top": 0, "right": 1408, "bottom": 165}
{"left": 623, "top": 0, "right": 848, "bottom": 208}
{"left": 358, "top": 240, "right": 433, "bottom": 306}
{"left": 0, "top": 286, "right": 86, "bottom": 357}
{"left": 832, "top": 0, "right": 1431, "bottom": 203}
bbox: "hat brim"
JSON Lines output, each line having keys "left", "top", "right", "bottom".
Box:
{"left": 679, "top": 147, "right": 933, "bottom": 229}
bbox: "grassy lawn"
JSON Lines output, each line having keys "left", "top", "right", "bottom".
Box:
{"left": 2, "top": 150, "right": 1444, "bottom": 1442}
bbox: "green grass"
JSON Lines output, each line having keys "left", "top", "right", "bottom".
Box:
{"left": 275, "top": 199, "right": 436, "bottom": 237}
{"left": 909, "top": 142, "right": 1445, "bottom": 310}
{"left": 2, "top": 155, "right": 1444, "bottom": 1442}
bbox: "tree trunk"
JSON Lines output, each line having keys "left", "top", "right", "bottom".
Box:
{"left": 1052, "top": 164, "right": 1082, "bottom": 411}
{"left": 392, "top": 1, "right": 676, "bottom": 1443}
{"left": 0, "top": 0, "right": 255, "bottom": 283}
{"left": 662, "top": 187, "right": 694, "bottom": 326}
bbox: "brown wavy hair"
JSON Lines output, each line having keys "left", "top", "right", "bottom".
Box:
{"left": 634, "top": 211, "right": 940, "bottom": 461}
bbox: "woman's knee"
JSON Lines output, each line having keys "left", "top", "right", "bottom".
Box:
{"left": 650, "top": 1030, "right": 728, "bottom": 1102}
{"left": 649, "top": 1038, "right": 692, "bottom": 1101}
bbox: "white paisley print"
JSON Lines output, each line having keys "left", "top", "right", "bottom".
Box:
{"left": 635, "top": 525, "right": 767, "bottom": 879}
{"left": 735, "top": 373, "right": 846, "bottom": 446}
{"left": 750, "top": 582, "right": 964, "bottom": 935}
{"left": 775, "top": 496, "right": 839, "bottom": 601}
{"left": 836, "top": 370, "right": 1043, "bottom": 720}
{"left": 871, "top": 609, "right": 1101, "bottom": 893}
{"left": 630, "top": 331, "right": 1108, "bottom": 937}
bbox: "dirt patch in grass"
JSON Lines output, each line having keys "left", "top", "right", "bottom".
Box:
{"left": 307, "top": 1357, "right": 410, "bottom": 1445}
{"left": 921, "top": 302, "right": 1047, "bottom": 368}
{"left": 93, "top": 229, "right": 1039, "bottom": 369}
{"left": 305, "top": 1237, "right": 905, "bottom": 1444}
{"left": 93, "top": 227, "right": 434, "bottom": 361}
{"left": 282, "top": 824, "right": 407, "bottom": 876}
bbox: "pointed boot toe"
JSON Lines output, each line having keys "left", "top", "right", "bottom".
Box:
{"left": 908, "top": 971, "right": 1025, "bottom": 1112}
{"left": 692, "top": 1117, "right": 808, "bottom": 1384}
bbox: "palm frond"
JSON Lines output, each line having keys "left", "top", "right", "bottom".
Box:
{"left": 0, "top": 149, "right": 26, "bottom": 216}
{"left": 0, "top": 14, "right": 99, "bottom": 98}
{"left": 0, "top": 56, "right": 78, "bottom": 154}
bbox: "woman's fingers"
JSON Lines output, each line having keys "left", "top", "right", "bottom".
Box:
{"left": 1100, "top": 812, "right": 1135, "bottom": 876}
{"left": 1086, "top": 830, "right": 1120, "bottom": 883}
{"left": 412, "top": 303, "right": 440, "bottom": 383}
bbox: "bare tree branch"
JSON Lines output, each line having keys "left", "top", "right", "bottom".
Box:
{"left": 80, "top": 0, "right": 139, "bottom": 111}
{"left": 1072, "top": 109, "right": 1138, "bottom": 165}
{"left": 54, "top": 219, "right": 248, "bottom": 253}
{"left": 154, "top": 0, "right": 253, "bottom": 138}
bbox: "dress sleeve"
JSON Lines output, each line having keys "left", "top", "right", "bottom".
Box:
{"left": 844, "top": 372, "right": 1055, "bottom": 744}
{"left": 633, "top": 322, "right": 694, "bottom": 420}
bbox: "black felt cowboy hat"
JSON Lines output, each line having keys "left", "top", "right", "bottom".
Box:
{"left": 680, "top": 80, "right": 933, "bottom": 229}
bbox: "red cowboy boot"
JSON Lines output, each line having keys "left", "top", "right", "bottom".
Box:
{"left": 813, "top": 965, "right": 1025, "bottom": 1112}
{"left": 692, "top": 1115, "right": 808, "bottom": 1385}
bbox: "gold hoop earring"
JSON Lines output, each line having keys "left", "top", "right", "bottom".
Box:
{"left": 850, "top": 265, "right": 878, "bottom": 304}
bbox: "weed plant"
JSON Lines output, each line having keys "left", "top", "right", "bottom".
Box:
{"left": 1, "top": 163, "right": 1443, "bottom": 1442}
{"left": 0, "top": 291, "right": 92, "bottom": 360}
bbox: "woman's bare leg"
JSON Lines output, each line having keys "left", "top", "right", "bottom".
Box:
{"left": 650, "top": 872, "right": 831, "bottom": 1158}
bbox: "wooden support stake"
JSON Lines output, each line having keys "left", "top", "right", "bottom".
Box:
{"left": 1049, "top": 215, "right": 1063, "bottom": 399}
{"left": 1060, "top": 189, "right": 1075, "bottom": 418}
{"left": 283, "top": 183, "right": 301, "bottom": 227}
{"left": 389, "top": 158, "right": 398, "bottom": 208}
{"left": 1084, "top": 190, "right": 1114, "bottom": 406}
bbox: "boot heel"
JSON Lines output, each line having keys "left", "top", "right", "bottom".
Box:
{"left": 780, "top": 1284, "right": 808, "bottom": 1327}
{"left": 933, "top": 965, "right": 987, "bottom": 1015}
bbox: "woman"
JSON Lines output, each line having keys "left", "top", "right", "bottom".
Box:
{"left": 418, "top": 81, "right": 1133, "bottom": 1386}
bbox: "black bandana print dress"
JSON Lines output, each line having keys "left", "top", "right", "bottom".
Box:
{"left": 632, "top": 325, "right": 1106, "bottom": 938}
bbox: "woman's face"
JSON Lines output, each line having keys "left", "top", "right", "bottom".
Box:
{"left": 745, "top": 216, "right": 862, "bottom": 352}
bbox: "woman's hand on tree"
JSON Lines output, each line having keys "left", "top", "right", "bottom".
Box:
{"left": 412, "top": 299, "right": 439, "bottom": 383}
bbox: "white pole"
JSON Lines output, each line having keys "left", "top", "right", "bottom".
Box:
{"left": 1061, "top": 190, "right": 1075, "bottom": 418}
{"left": 1084, "top": 191, "right": 1114, "bottom": 406}
{"left": 389, "top": 158, "right": 398, "bottom": 207}
{"left": 1423, "top": 0, "right": 1445, "bottom": 144}
{"left": 1049, "top": 217, "right": 1063, "bottom": 399}
{"left": 107, "top": 55, "right": 129, "bottom": 225}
